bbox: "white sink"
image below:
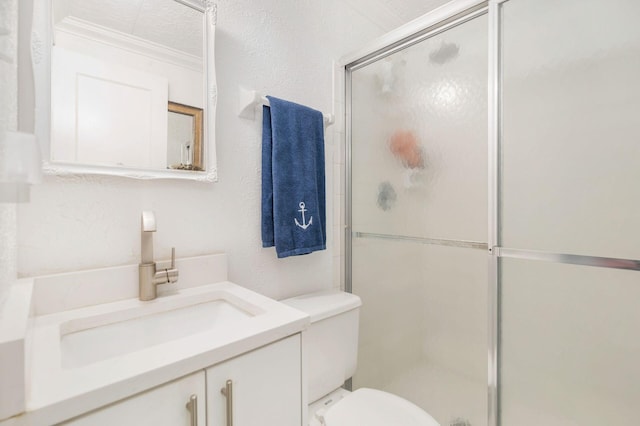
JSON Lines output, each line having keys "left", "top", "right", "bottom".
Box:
{"left": 59, "top": 291, "right": 263, "bottom": 368}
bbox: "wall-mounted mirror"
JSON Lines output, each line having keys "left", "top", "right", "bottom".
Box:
{"left": 32, "top": 0, "right": 218, "bottom": 181}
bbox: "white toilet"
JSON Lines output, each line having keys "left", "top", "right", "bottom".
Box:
{"left": 283, "top": 290, "right": 440, "bottom": 426}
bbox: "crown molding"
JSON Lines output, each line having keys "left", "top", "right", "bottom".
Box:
{"left": 55, "top": 16, "right": 203, "bottom": 72}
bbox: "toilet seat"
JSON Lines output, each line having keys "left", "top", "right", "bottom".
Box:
{"left": 319, "top": 388, "right": 440, "bottom": 426}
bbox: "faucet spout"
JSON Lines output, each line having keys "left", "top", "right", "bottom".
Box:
{"left": 141, "top": 210, "right": 157, "bottom": 232}
{"left": 141, "top": 211, "right": 156, "bottom": 264}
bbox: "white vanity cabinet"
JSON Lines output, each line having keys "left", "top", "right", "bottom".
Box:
{"left": 59, "top": 371, "right": 206, "bottom": 426}
{"left": 206, "top": 334, "right": 302, "bottom": 426}
{"left": 56, "top": 335, "right": 302, "bottom": 426}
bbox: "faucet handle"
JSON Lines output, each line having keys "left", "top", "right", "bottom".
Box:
{"left": 142, "top": 211, "right": 157, "bottom": 232}
{"left": 165, "top": 247, "right": 179, "bottom": 284}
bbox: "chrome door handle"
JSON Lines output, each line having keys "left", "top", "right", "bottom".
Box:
{"left": 220, "top": 379, "right": 233, "bottom": 426}
{"left": 185, "top": 394, "right": 198, "bottom": 426}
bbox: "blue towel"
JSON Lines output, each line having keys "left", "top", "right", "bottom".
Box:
{"left": 261, "top": 96, "right": 326, "bottom": 258}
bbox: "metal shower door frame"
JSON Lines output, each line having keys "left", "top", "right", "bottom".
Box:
{"left": 342, "top": 1, "right": 496, "bottom": 424}
{"left": 344, "top": 1, "right": 640, "bottom": 425}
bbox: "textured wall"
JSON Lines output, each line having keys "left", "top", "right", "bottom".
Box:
{"left": 0, "top": 0, "right": 18, "bottom": 307}
{"left": 17, "top": 0, "right": 387, "bottom": 300}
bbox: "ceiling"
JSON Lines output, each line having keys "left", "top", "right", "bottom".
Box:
{"left": 52, "top": 0, "right": 453, "bottom": 58}
{"left": 344, "top": 0, "right": 454, "bottom": 32}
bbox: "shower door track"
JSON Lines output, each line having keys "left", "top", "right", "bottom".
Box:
{"left": 354, "top": 232, "right": 488, "bottom": 251}
{"left": 495, "top": 248, "right": 640, "bottom": 271}
{"left": 346, "top": 4, "right": 489, "bottom": 72}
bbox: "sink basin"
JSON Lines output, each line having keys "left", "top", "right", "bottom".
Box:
{"left": 59, "top": 291, "right": 262, "bottom": 368}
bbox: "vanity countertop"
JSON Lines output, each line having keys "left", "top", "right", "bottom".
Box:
{"left": 2, "top": 256, "right": 309, "bottom": 426}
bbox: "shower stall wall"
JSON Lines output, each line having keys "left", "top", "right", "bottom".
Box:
{"left": 345, "top": 1, "right": 640, "bottom": 425}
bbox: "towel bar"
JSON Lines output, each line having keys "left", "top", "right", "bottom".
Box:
{"left": 238, "top": 87, "right": 335, "bottom": 126}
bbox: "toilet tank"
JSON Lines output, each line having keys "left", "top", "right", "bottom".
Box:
{"left": 282, "top": 290, "right": 362, "bottom": 403}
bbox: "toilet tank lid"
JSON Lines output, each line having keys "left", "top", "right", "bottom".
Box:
{"left": 281, "top": 290, "right": 361, "bottom": 323}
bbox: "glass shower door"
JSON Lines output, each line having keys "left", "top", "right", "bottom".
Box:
{"left": 499, "top": 0, "right": 640, "bottom": 424}
{"left": 349, "top": 11, "right": 488, "bottom": 426}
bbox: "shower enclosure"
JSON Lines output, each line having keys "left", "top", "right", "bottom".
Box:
{"left": 345, "top": 1, "right": 640, "bottom": 425}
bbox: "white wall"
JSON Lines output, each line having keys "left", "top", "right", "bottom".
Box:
{"left": 16, "top": 0, "right": 388, "bottom": 300}
{"left": 0, "top": 0, "right": 18, "bottom": 307}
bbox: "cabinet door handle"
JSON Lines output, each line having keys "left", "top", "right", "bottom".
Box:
{"left": 185, "top": 394, "right": 198, "bottom": 426}
{"left": 220, "top": 379, "right": 233, "bottom": 426}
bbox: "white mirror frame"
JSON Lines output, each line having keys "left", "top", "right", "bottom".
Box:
{"left": 31, "top": 0, "right": 218, "bottom": 182}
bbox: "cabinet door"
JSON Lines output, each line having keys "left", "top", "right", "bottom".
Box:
{"left": 206, "top": 334, "right": 302, "bottom": 426}
{"left": 60, "top": 371, "right": 205, "bottom": 425}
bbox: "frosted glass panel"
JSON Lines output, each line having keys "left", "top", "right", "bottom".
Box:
{"left": 351, "top": 14, "right": 487, "bottom": 242}
{"left": 349, "top": 13, "right": 488, "bottom": 426}
{"left": 352, "top": 239, "right": 487, "bottom": 426}
{"left": 500, "top": 258, "right": 640, "bottom": 425}
{"left": 501, "top": 0, "right": 640, "bottom": 259}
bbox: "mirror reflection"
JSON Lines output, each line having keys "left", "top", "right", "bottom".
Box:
{"left": 167, "top": 102, "right": 203, "bottom": 171}
{"left": 50, "top": 0, "right": 205, "bottom": 171}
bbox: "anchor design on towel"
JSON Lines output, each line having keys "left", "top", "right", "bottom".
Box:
{"left": 294, "top": 202, "right": 313, "bottom": 230}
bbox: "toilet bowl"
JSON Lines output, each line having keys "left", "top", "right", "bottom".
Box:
{"left": 283, "top": 290, "right": 439, "bottom": 426}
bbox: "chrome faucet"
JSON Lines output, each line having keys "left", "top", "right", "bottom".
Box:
{"left": 139, "top": 211, "right": 179, "bottom": 301}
